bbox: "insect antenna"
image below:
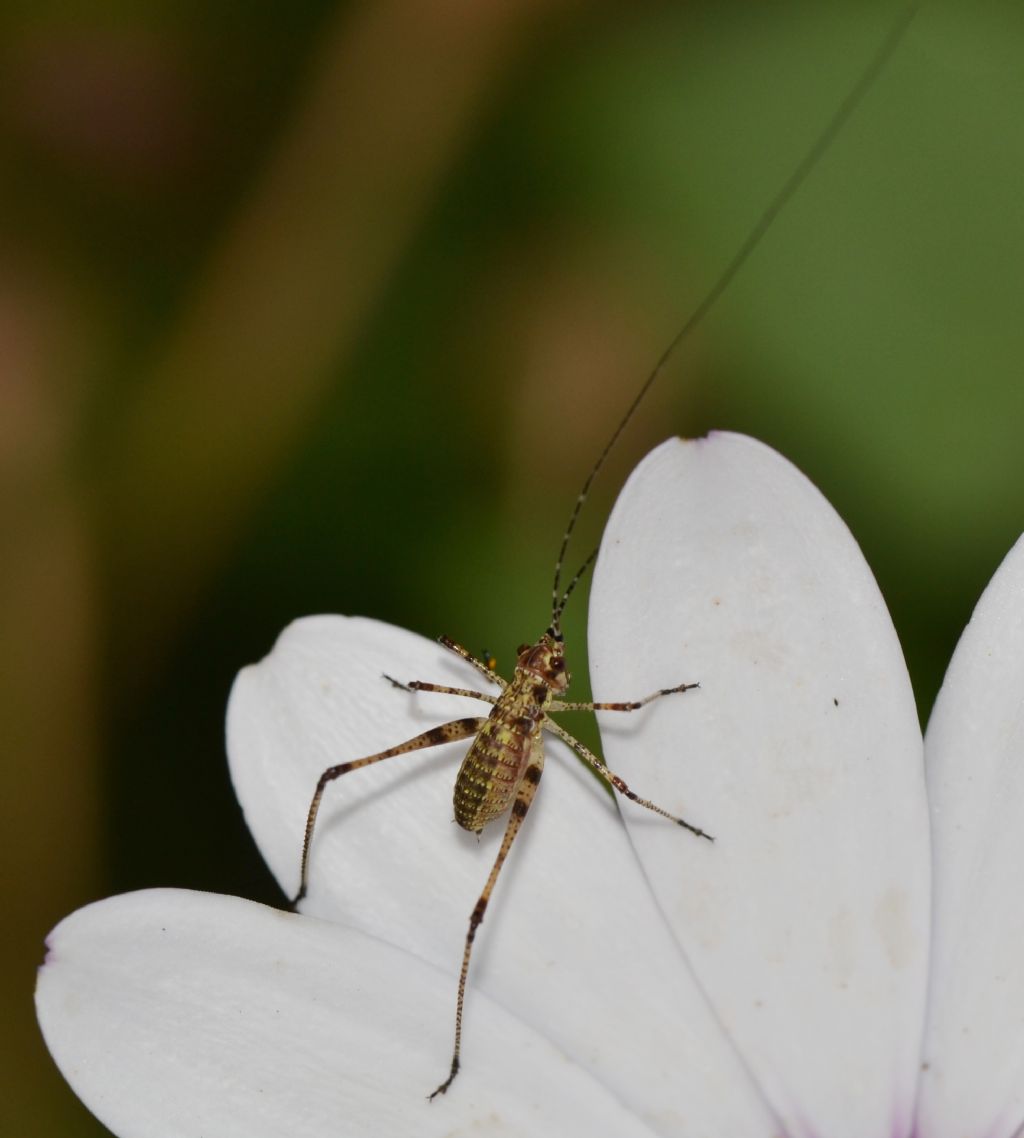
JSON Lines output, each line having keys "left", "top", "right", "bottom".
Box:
{"left": 549, "top": 546, "right": 598, "bottom": 638}
{"left": 549, "top": 1, "right": 919, "bottom": 622}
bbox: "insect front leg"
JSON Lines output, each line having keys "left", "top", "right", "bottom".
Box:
{"left": 293, "top": 716, "right": 486, "bottom": 905}
{"left": 438, "top": 635, "right": 509, "bottom": 689}
{"left": 542, "top": 715, "right": 712, "bottom": 842}
{"left": 429, "top": 749, "right": 545, "bottom": 1101}
{"left": 384, "top": 635, "right": 508, "bottom": 701}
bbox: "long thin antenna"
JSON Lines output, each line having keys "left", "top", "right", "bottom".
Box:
{"left": 549, "top": 2, "right": 919, "bottom": 626}
{"left": 549, "top": 547, "right": 599, "bottom": 637}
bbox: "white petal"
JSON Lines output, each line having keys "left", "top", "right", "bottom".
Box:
{"left": 35, "top": 888, "right": 660, "bottom": 1138}
{"left": 589, "top": 434, "right": 930, "bottom": 1138}
{"left": 916, "top": 533, "right": 1024, "bottom": 1138}
{"left": 228, "top": 617, "right": 778, "bottom": 1133}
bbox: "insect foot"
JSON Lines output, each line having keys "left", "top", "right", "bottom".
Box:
{"left": 428, "top": 1057, "right": 459, "bottom": 1102}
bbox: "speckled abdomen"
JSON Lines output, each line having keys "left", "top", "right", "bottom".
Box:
{"left": 452, "top": 706, "right": 542, "bottom": 831}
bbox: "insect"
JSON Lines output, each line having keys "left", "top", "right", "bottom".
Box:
{"left": 291, "top": 3, "right": 918, "bottom": 1101}
{"left": 294, "top": 549, "right": 711, "bottom": 1099}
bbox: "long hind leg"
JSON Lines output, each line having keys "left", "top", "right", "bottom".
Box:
{"left": 293, "top": 717, "right": 486, "bottom": 905}
{"left": 429, "top": 749, "right": 545, "bottom": 1100}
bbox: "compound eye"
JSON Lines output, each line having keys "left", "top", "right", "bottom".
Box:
{"left": 550, "top": 656, "right": 565, "bottom": 673}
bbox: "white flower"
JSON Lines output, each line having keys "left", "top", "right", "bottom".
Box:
{"left": 36, "top": 434, "right": 1024, "bottom": 1138}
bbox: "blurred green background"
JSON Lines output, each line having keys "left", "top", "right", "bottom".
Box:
{"left": 4, "top": 1, "right": 1022, "bottom": 1134}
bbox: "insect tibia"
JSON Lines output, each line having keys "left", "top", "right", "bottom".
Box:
{"left": 551, "top": 679, "right": 698, "bottom": 713}
{"left": 606, "top": 767, "right": 714, "bottom": 842}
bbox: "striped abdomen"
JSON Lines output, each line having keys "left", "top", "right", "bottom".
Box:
{"left": 453, "top": 695, "right": 544, "bottom": 831}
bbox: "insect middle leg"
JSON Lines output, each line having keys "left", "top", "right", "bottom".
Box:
{"left": 429, "top": 751, "right": 545, "bottom": 1101}
{"left": 551, "top": 679, "right": 699, "bottom": 713}
{"left": 293, "top": 716, "right": 486, "bottom": 905}
{"left": 384, "top": 675, "right": 499, "bottom": 704}
{"left": 542, "top": 715, "right": 712, "bottom": 842}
